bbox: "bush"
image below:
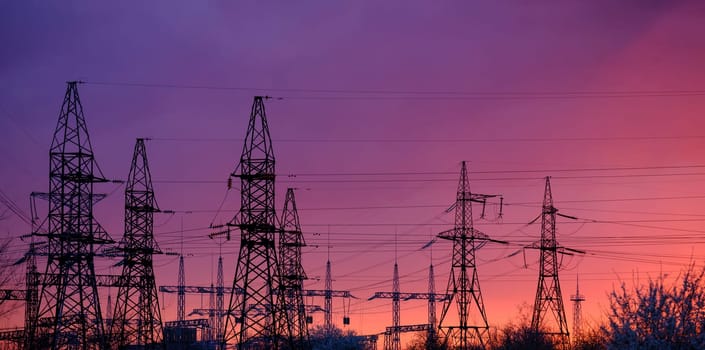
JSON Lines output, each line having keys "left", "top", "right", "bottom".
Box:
{"left": 603, "top": 264, "right": 705, "bottom": 349}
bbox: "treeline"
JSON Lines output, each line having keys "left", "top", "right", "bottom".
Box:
{"left": 315, "top": 264, "right": 705, "bottom": 350}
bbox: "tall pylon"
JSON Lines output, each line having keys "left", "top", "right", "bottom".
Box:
{"left": 278, "top": 188, "right": 310, "bottom": 349}
{"left": 223, "top": 96, "right": 290, "bottom": 349}
{"left": 530, "top": 177, "right": 572, "bottom": 347}
{"left": 110, "top": 139, "right": 164, "bottom": 349}
{"left": 32, "top": 81, "right": 113, "bottom": 350}
{"left": 570, "top": 275, "right": 585, "bottom": 343}
{"left": 437, "top": 161, "right": 505, "bottom": 349}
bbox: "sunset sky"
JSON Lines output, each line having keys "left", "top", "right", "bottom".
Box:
{"left": 2, "top": 1, "right": 705, "bottom": 346}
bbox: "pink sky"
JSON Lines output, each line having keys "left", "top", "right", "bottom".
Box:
{"left": 2, "top": 1, "right": 705, "bottom": 346}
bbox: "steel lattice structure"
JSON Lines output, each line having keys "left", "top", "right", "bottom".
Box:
{"left": 32, "top": 81, "right": 113, "bottom": 350}
{"left": 110, "top": 139, "right": 164, "bottom": 349}
{"left": 278, "top": 188, "right": 310, "bottom": 349}
{"left": 178, "top": 255, "right": 186, "bottom": 322}
{"left": 437, "top": 161, "right": 504, "bottom": 349}
{"left": 222, "top": 96, "right": 291, "bottom": 349}
{"left": 530, "top": 177, "right": 570, "bottom": 348}
{"left": 570, "top": 275, "right": 585, "bottom": 343}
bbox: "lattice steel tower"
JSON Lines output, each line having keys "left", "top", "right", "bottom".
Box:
{"left": 33, "top": 81, "right": 113, "bottom": 350}
{"left": 427, "top": 260, "right": 437, "bottom": 344}
{"left": 531, "top": 177, "right": 570, "bottom": 347}
{"left": 278, "top": 188, "right": 310, "bottom": 349}
{"left": 437, "top": 161, "right": 504, "bottom": 349}
{"left": 110, "top": 139, "right": 164, "bottom": 349}
{"left": 223, "top": 96, "right": 291, "bottom": 349}
{"left": 570, "top": 275, "right": 585, "bottom": 343}
{"left": 388, "top": 263, "right": 400, "bottom": 350}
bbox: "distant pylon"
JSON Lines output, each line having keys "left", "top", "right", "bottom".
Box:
{"left": 437, "top": 161, "right": 505, "bottom": 349}
{"left": 570, "top": 275, "right": 585, "bottom": 343}
{"left": 530, "top": 177, "right": 573, "bottom": 348}
{"left": 32, "top": 81, "right": 113, "bottom": 350}
{"left": 110, "top": 139, "right": 164, "bottom": 349}
{"left": 216, "top": 255, "right": 224, "bottom": 344}
{"left": 24, "top": 195, "right": 41, "bottom": 350}
{"left": 222, "top": 96, "right": 292, "bottom": 349}
{"left": 390, "top": 263, "right": 400, "bottom": 350}
{"left": 278, "top": 188, "right": 310, "bottom": 349}
{"left": 324, "top": 259, "right": 333, "bottom": 330}
{"left": 178, "top": 255, "right": 185, "bottom": 322}
{"left": 428, "top": 260, "right": 437, "bottom": 345}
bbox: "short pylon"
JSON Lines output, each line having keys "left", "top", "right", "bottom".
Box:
{"left": 278, "top": 188, "right": 310, "bottom": 349}
{"left": 110, "top": 139, "right": 164, "bottom": 349}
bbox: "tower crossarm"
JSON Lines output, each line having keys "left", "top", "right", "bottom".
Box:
{"left": 164, "top": 319, "right": 210, "bottom": 328}
{"left": 368, "top": 292, "right": 449, "bottom": 301}
{"left": 0, "top": 289, "right": 26, "bottom": 301}
{"left": 303, "top": 289, "right": 355, "bottom": 298}
{"left": 385, "top": 324, "right": 432, "bottom": 334}
{"left": 159, "top": 285, "right": 243, "bottom": 294}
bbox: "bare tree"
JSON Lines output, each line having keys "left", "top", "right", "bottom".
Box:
{"left": 604, "top": 263, "right": 705, "bottom": 349}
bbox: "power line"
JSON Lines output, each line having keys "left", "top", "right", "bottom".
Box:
{"left": 147, "top": 136, "right": 705, "bottom": 143}
{"left": 83, "top": 81, "right": 705, "bottom": 99}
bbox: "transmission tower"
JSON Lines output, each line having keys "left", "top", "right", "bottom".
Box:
{"left": 369, "top": 253, "right": 448, "bottom": 350}
{"left": 216, "top": 255, "right": 224, "bottom": 344}
{"left": 32, "top": 81, "right": 113, "bottom": 350}
{"left": 324, "top": 260, "right": 333, "bottom": 330}
{"left": 222, "top": 96, "right": 291, "bottom": 349}
{"left": 437, "top": 161, "right": 505, "bottom": 349}
{"left": 178, "top": 255, "right": 186, "bottom": 322}
{"left": 530, "top": 177, "right": 579, "bottom": 348}
{"left": 24, "top": 194, "right": 41, "bottom": 349}
{"left": 302, "top": 258, "right": 354, "bottom": 330}
{"left": 570, "top": 275, "right": 585, "bottom": 343}
{"left": 278, "top": 188, "right": 310, "bottom": 349}
{"left": 110, "top": 139, "right": 164, "bottom": 349}
{"left": 427, "top": 260, "right": 437, "bottom": 345}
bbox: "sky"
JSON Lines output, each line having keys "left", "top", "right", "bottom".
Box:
{"left": 2, "top": 0, "right": 705, "bottom": 346}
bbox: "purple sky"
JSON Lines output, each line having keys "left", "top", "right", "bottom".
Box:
{"left": 2, "top": 0, "right": 705, "bottom": 344}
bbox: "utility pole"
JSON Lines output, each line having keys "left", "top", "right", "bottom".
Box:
{"left": 110, "top": 139, "right": 164, "bottom": 349}
{"left": 570, "top": 275, "right": 585, "bottom": 343}
{"left": 222, "top": 96, "right": 291, "bottom": 349}
{"left": 278, "top": 188, "right": 310, "bottom": 349}
{"left": 530, "top": 177, "right": 582, "bottom": 348}
{"left": 437, "top": 161, "right": 505, "bottom": 349}
{"left": 32, "top": 81, "right": 113, "bottom": 350}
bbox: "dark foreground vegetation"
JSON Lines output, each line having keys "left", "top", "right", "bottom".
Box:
{"left": 314, "top": 264, "right": 705, "bottom": 350}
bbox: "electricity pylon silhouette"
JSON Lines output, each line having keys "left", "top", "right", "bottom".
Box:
{"left": 437, "top": 161, "right": 505, "bottom": 349}
{"left": 110, "top": 139, "right": 164, "bottom": 349}
{"left": 177, "top": 255, "right": 185, "bottom": 322}
{"left": 570, "top": 275, "right": 585, "bottom": 343}
{"left": 222, "top": 96, "right": 291, "bottom": 349}
{"left": 530, "top": 177, "right": 581, "bottom": 348}
{"left": 427, "top": 249, "right": 438, "bottom": 346}
{"left": 32, "top": 81, "right": 113, "bottom": 350}
{"left": 278, "top": 188, "right": 310, "bottom": 349}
